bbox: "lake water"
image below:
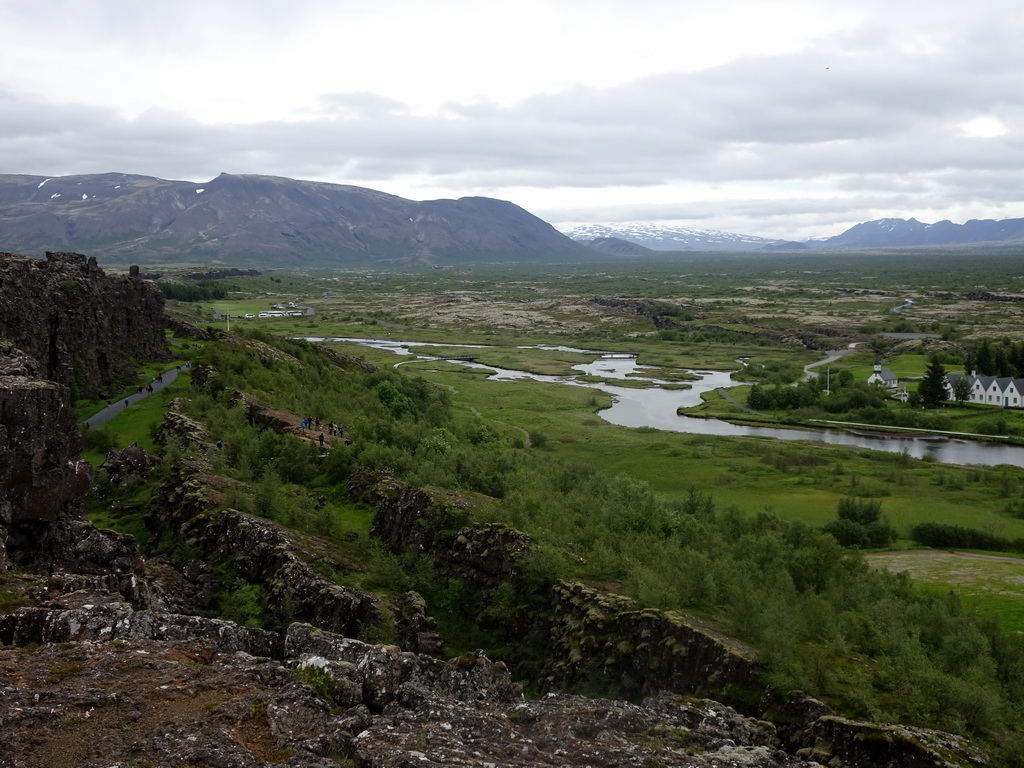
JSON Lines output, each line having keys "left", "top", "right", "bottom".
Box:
{"left": 302, "top": 337, "right": 1024, "bottom": 469}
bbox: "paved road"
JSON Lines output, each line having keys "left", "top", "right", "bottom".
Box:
{"left": 801, "top": 344, "right": 859, "bottom": 383}
{"left": 81, "top": 366, "right": 186, "bottom": 429}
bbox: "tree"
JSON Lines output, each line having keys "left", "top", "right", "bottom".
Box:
{"left": 824, "top": 496, "right": 896, "bottom": 548}
{"left": 918, "top": 356, "right": 948, "bottom": 408}
{"left": 952, "top": 376, "right": 972, "bottom": 405}
{"left": 975, "top": 339, "right": 995, "bottom": 376}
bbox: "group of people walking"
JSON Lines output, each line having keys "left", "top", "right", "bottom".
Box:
{"left": 299, "top": 416, "right": 345, "bottom": 447}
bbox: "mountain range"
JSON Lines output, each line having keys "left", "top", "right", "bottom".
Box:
{"left": 3, "top": 171, "right": 1023, "bottom": 266}
{"left": 562, "top": 218, "right": 1024, "bottom": 252}
{"left": 0, "top": 172, "right": 590, "bottom": 266}
{"left": 814, "top": 217, "right": 1024, "bottom": 249}
{"left": 561, "top": 222, "right": 776, "bottom": 251}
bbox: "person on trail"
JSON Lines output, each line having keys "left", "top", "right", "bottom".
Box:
{"left": 318, "top": 433, "right": 325, "bottom": 447}
{"left": 124, "top": 399, "right": 129, "bottom": 407}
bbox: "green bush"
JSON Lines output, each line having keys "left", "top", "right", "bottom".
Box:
{"left": 823, "top": 497, "right": 896, "bottom": 548}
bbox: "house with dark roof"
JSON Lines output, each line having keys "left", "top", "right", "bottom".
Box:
{"left": 867, "top": 363, "right": 899, "bottom": 390}
{"left": 945, "top": 373, "right": 1024, "bottom": 408}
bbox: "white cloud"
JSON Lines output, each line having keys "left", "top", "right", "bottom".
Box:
{"left": 960, "top": 116, "right": 1009, "bottom": 139}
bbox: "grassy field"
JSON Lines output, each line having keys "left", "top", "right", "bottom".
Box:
{"left": 868, "top": 550, "right": 1024, "bottom": 632}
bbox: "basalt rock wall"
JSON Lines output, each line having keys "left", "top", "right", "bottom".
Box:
{"left": 0, "top": 251, "right": 167, "bottom": 396}
{"left": 545, "top": 580, "right": 763, "bottom": 704}
{"left": 0, "top": 341, "right": 95, "bottom": 571}
{"left": 146, "top": 458, "right": 441, "bottom": 653}
{"left": 352, "top": 469, "right": 762, "bottom": 708}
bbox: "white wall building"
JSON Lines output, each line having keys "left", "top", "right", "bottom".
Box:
{"left": 945, "top": 373, "right": 1024, "bottom": 408}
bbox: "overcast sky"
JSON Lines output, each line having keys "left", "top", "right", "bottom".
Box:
{"left": 1, "top": 0, "right": 1021, "bottom": 240}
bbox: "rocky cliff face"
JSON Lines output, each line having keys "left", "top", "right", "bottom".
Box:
{"left": 0, "top": 341, "right": 102, "bottom": 571}
{"left": 0, "top": 250, "right": 167, "bottom": 572}
{"left": 0, "top": 251, "right": 167, "bottom": 397}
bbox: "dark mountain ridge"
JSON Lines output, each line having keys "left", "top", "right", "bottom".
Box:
{"left": 817, "top": 216, "right": 1024, "bottom": 249}
{"left": 582, "top": 235, "right": 655, "bottom": 256}
{"left": 0, "top": 172, "right": 591, "bottom": 266}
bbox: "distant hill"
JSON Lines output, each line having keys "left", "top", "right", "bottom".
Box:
{"left": 758, "top": 240, "right": 810, "bottom": 252}
{"left": 817, "top": 217, "right": 1024, "bottom": 249}
{"left": 561, "top": 222, "right": 777, "bottom": 251}
{"left": 582, "top": 236, "right": 654, "bottom": 256}
{"left": 0, "top": 172, "right": 591, "bottom": 266}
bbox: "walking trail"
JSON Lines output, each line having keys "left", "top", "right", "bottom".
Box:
{"left": 80, "top": 366, "right": 186, "bottom": 430}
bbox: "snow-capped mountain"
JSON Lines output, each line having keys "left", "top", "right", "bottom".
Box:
{"left": 560, "top": 223, "right": 777, "bottom": 251}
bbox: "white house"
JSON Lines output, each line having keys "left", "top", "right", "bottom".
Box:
{"left": 867, "top": 362, "right": 910, "bottom": 402}
{"left": 867, "top": 363, "right": 899, "bottom": 390}
{"left": 945, "top": 373, "right": 1024, "bottom": 408}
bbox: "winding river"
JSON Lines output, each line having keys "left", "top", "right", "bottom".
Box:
{"left": 303, "top": 337, "right": 1024, "bottom": 469}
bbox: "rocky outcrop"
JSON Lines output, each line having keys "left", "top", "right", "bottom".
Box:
{"left": 313, "top": 344, "right": 379, "bottom": 373}
{"left": 0, "top": 621, "right": 825, "bottom": 768}
{"left": 0, "top": 602, "right": 278, "bottom": 656}
{"left": 545, "top": 581, "right": 763, "bottom": 706}
{"left": 348, "top": 471, "right": 991, "bottom": 766}
{"left": 353, "top": 467, "right": 473, "bottom": 557}
{"left": 286, "top": 623, "right": 522, "bottom": 710}
{"left": 146, "top": 459, "right": 441, "bottom": 653}
{"left": 591, "top": 297, "right": 691, "bottom": 330}
{"left": 100, "top": 443, "right": 159, "bottom": 478}
{"left": 231, "top": 391, "right": 301, "bottom": 435}
{"left": 355, "top": 469, "right": 760, "bottom": 704}
{"left": 0, "top": 342, "right": 94, "bottom": 571}
{"left": 165, "top": 316, "right": 219, "bottom": 341}
{"left": 0, "top": 251, "right": 167, "bottom": 397}
{"left": 155, "top": 397, "right": 209, "bottom": 449}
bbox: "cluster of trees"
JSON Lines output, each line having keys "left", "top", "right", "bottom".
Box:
{"left": 910, "top": 522, "right": 1024, "bottom": 554}
{"left": 169, "top": 330, "right": 1024, "bottom": 742}
{"left": 966, "top": 338, "right": 1024, "bottom": 379}
{"left": 158, "top": 280, "right": 231, "bottom": 302}
{"left": 822, "top": 496, "right": 896, "bottom": 548}
{"left": 746, "top": 374, "right": 889, "bottom": 414}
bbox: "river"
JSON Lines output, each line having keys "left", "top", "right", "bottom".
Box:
{"left": 302, "top": 337, "right": 1024, "bottom": 469}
